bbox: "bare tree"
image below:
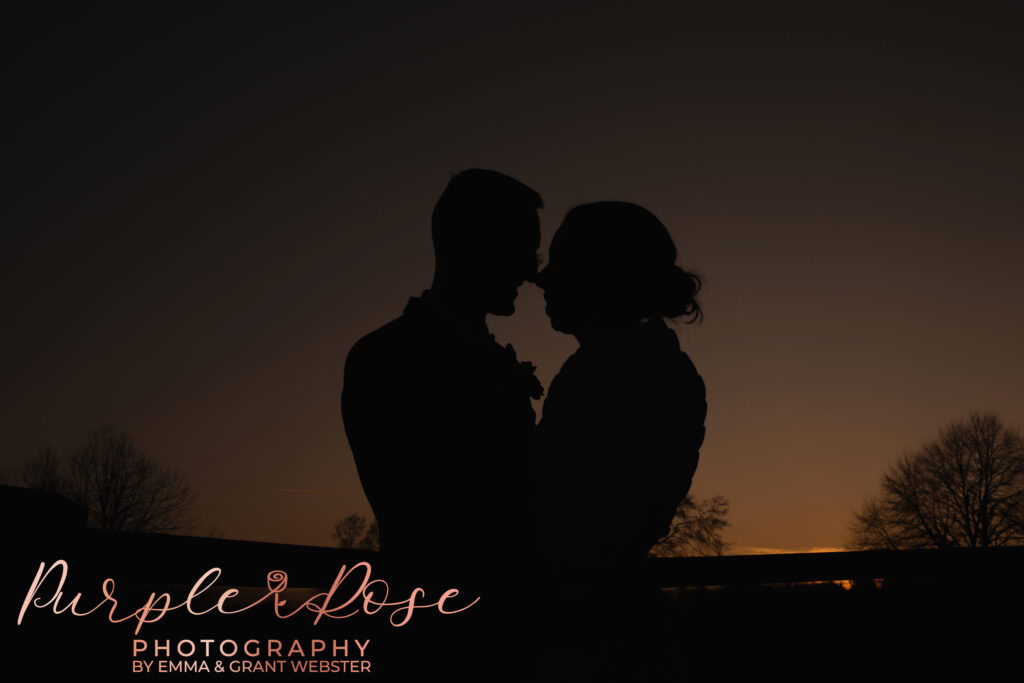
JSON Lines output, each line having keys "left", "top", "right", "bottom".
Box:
{"left": 850, "top": 412, "right": 1024, "bottom": 550}
{"left": 332, "top": 512, "right": 380, "bottom": 550}
{"left": 649, "top": 494, "right": 731, "bottom": 557}
{"left": 21, "top": 426, "right": 196, "bottom": 534}
{"left": 21, "top": 447, "right": 63, "bottom": 493}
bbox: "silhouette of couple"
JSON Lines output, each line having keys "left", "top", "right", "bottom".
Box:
{"left": 341, "top": 169, "right": 706, "bottom": 681}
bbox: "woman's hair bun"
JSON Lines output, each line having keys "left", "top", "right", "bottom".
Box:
{"left": 651, "top": 265, "right": 702, "bottom": 322}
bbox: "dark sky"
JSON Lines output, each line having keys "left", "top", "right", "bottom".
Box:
{"left": 4, "top": 4, "right": 1023, "bottom": 552}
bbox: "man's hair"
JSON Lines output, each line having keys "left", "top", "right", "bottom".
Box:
{"left": 431, "top": 169, "right": 543, "bottom": 252}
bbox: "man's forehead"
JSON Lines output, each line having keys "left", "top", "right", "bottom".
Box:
{"left": 491, "top": 209, "right": 540, "bottom": 240}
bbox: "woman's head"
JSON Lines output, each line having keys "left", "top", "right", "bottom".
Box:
{"left": 535, "top": 202, "right": 701, "bottom": 334}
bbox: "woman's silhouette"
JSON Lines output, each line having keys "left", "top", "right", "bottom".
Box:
{"left": 533, "top": 202, "right": 706, "bottom": 681}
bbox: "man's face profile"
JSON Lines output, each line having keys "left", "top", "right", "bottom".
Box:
{"left": 474, "top": 209, "right": 541, "bottom": 316}
{"left": 430, "top": 169, "right": 543, "bottom": 316}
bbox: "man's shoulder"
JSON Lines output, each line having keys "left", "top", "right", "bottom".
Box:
{"left": 348, "top": 315, "right": 410, "bottom": 357}
{"left": 346, "top": 315, "right": 420, "bottom": 375}
{"left": 344, "top": 309, "right": 458, "bottom": 382}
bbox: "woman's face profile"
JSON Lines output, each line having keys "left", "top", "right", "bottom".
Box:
{"left": 536, "top": 257, "right": 611, "bottom": 335}
{"left": 537, "top": 266, "right": 577, "bottom": 334}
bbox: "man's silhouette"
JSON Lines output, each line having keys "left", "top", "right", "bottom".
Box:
{"left": 340, "top": 169, "right": 542, "bottom": 680}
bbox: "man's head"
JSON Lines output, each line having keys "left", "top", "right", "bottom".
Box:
{"left": 431, "top": 169, "right": 543, "bottom": 316}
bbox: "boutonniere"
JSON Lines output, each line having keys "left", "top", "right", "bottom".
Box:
{"left": 501, "top": 343, "right": 544, "bottom": 400}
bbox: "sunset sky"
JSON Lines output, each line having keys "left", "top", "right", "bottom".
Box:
{"left": 4, "top": 4, "right": 1023, "bottom": 553}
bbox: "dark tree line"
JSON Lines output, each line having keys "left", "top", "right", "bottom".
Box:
{"left": 333, "top": 494, "right": 730, "bottom": 556}
{"left": 19, "top": 425, "right": 196, "bottom": 534}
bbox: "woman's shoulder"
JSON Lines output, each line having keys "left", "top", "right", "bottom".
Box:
{"left": 606, "top": 321, "right": 701, "bottom": 378}
{"left": 546, "top": 323, "right": 704, "bottom": 408}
